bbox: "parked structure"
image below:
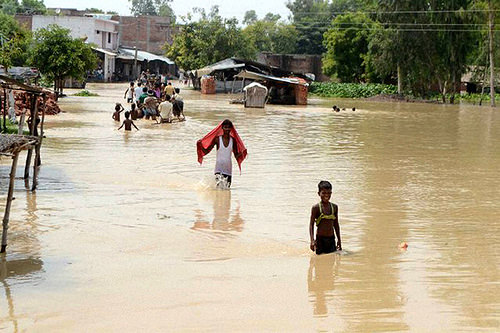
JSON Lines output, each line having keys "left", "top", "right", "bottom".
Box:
{"left": 194, "top": 58, "right": 310, "bottom": 105}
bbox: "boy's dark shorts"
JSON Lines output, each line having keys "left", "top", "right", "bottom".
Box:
{"left": 127, "top": 98, "right": 133, "bottom": 103}
{"left": 316, "top": 235, "right": 337, "bottom": 255}
{"left": 215, "top": 173, "right": 232, "bottom": 188}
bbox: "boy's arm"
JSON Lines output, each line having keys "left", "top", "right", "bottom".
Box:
{"left": 118, "top": 121, "right": 124, "bottom": 130}
{"left": 309, "top": 206, "right": 318, "bottom": 251}
{"left": 333, "top": 204, "right": 341, "bottom": 250}
{"left": 124, "top": 89, "right": 128, "bottom": 99}
{"left": 120, "top": 105, "right": 125, "bottom": 112}
{"left": 200, "top": 137, "right": 217, "bottom": 155}
{"left": 133, "top": 122, "right": 139, "bottom": 130}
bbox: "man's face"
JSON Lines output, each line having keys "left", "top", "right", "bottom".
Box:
{"left": 222, "top": 125, "right": 232, "bottom": 133}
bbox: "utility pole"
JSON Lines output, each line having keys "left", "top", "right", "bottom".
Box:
{"left": 489, "top": 1, "right": 496, "bottom": 107}
{"left": 134, "top": 16, "right": 139, "bottom": 80}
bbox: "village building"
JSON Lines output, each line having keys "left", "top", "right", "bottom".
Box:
{"left": 15, "top": 11, "right": 177, "bottom": 84}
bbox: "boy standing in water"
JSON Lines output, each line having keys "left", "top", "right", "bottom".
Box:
{"left": 197, "top": 119, "right": 247, "bottom": 188}
{"left": 118, "top": 111, "right": 139, "bottom": 131}
{"left": 309, "top": 181, "right": 342, "bottom": 255}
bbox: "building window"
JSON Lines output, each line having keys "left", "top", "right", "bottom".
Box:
{"left": 108, "top": 32, "right": 111, "bottom": 44}
{"left": 96, "top": 30, "right": 100, "bottom": 34}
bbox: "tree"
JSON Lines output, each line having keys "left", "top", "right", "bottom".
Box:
{"left": 243, "top": 10, "right": 257, "bottom": 25}
{"left": 30, "top": 25, "right": 97, "bottom": 95}
{"left": 129, "top": 0, "right": 175, "bottom": 21}
{"left": 85, "top": 8, "right": 105, "bottom": 14}
{"left": 242, "top": 18, "right": 298, "bottom": 57}
{"left": 0, "top": 11, "right": 31, "bottom": 68}
{"left": 19, "top": 0, "right": 45, "bottom": 14}
{"left": 323, "top": 13, "right": 373, "bottom": 82}
{"left": 166, "top": 6, "right": 253, "bottom": 70}
{"left": 0, "top": 0, "right": 19, "bottom": 15}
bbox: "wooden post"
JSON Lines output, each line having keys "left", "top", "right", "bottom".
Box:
{"left": 489, "top": 1, "right": 496, "bottom": 107}
{"left": 1, "top": 152, "right": 20, "bottom": 253}
{"left": 32, "top": 95, "right": 45, "bottom": 191}
{"left": 2, "top": 88, "right": 6, "bottom": 133}
{"left": 17, "top": 111, "right": 25, "bottom": 135}
{"left": 24, "top": 95, "right": 38, "bottom": 181}
{"left": 231, "top": 77, "right": 236, "bottom": 94}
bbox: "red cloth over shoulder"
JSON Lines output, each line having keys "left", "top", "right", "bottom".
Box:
{"left": 197, "top": 121, "right": 247, "bottom": 172}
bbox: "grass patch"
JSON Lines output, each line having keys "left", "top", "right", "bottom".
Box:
{"left": 0, "top": 118, "right": 29, "bottom": 135}
{"left": 310, "top": 82, "right": 398, "bottom": 98}
{"left": 73, "top": 90, "right": 99, "bottom": 97}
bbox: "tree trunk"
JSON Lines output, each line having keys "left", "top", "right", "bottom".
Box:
{"left": 397, "top": 63, "right": 402, "bottom": 95}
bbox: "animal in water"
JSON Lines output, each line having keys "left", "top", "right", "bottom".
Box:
{"left": 341, "top": 108, "right": 346, "bottom": 111}
{"left": 332, "top": 105, "right": 340, "bottom": 112}
{"left": 352, "top": 107, "right": 356, "bottom": 111}
{"left": 399, "top": 242, "right": 408, "bottom": 250}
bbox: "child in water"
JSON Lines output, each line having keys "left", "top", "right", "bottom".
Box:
{"left": 113, "top": 103, "right": 124, "bottom": 122}
{"left": 309, "top": 181, "right": 342, "bottom": 255}
{"left": 118, "top": 111, "right": 139, "bottom": 131}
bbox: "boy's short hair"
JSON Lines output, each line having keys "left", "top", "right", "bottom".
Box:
{"left": 165, "top": 94, "right": 171, "bottom": 101}
{"left": 174, "top": 88, "right": 180, "bottom": 94}
{"left": 142, "top": 87, "right": 148, "bottom": 93}
{"left": 131, "top": 103, "right": 136, "bottom": 110}
{"left": 124, "top": 111, "right": 130, "bottom": 118}
{"left": 137, "top": 82, "right": 142, "bottom": 86}
{"left": 222, "top": 119, "right": 233, "bottom": 128}
{"left": 130, "top": 82, "right": 134, "bottom": 86}
{"left": 318, "top": 180, "right": 332, "bottom": 191}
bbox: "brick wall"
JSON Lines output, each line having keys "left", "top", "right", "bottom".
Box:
{"left": 14, "top": 15, "right": 33, "bottom": 31}
{"left": 258, "top": 53, "right": 330, "bottom": 82}
{"left": 114, "top": 15, "right": 176, "bottom": 55}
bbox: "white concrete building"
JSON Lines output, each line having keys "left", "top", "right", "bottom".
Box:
{"left": 31, "top": 15, "right": 119, "bottom": 81}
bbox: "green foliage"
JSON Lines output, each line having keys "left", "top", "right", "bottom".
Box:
{"left": 129, "top": 0, "right": 175, "bottom": 21}
{"left": 29, "top": 25, "right": 97, "bottom": 91}
{"left": 242, "top": 19, "right": 298, "bottom": 57}
{"left": 323, "top": 12, "right": 373, "bottom": 82}
{"left": 0, "top": 119, "right": 28, "bottom": 135}
{"left": 74, "top": 89, "right": 99, "bottom": 97}
{"left": 0, "top": 11, "right": 31, "bottom": 68}
{"left": 243, "top": 10, "right": 257, "bottom": 25}
{"left": 85, "top": 8, "right": 105, "bottom": 14}
{"left": 309, "top": 82, "right": 398, "bottom": 98}
{"left": 0, "top": 0, "right": 46, "bottom": 15}
{"left": 166, "top": 6, "right": 253, "bottom": 70}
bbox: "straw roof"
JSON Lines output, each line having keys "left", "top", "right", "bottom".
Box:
{"left": 0, "top": 134, "right": 39, "bottom": 156}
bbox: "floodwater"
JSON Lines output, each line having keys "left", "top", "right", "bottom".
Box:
{"left": 1, "top": 83, "right": 499, "bottom": 332}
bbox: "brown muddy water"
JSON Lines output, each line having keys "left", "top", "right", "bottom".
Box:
{"left": 0, "top": 83, "right": 499, "bottom": 332}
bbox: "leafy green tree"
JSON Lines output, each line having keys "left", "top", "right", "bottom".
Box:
{"left": 0, "top": 0, "right": 19, "bottom": 15}
{"left": 370, "top": 0, "right": 477, "bottom": 101}
{"left": 85, "top": 8, "right": 105, "bottom": 14}
{"left": 29, "top": 25, "right": 97, "bottom": 94}
{"left": 243, "top": 10, "right": 258, "bottom": 25}
{"left": 0, "top": 11, "right": 31, "bottom": 67}
{"left": 242, "top": 18, "right": 298, "bottom": 57}
{"left": 19, "top": 0, "right": 45, "bottom": 14}
{"left": 323, "top": 12, "right": 373, "bottom": 82}
{"left": 129, "top": 0, "right": 174, "bottom": 20}
{"left": 166, "top": 6, "right": 253, "bottom": 70}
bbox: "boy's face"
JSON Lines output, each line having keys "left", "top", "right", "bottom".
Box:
{"left": 318, "top": 189, "right": 332, "bottom": 202}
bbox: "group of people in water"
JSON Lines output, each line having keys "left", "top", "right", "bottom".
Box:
{"left": 113, "top": 81, "right": 342, "bottom": 256}
{"left": 113, "top": 80, "right": 186, "bottom": 131}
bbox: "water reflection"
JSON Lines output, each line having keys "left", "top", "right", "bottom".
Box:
{"left": 0, "top": 256, "right": 43, "bottom": 333}
{"left": 307, "top": 254, "right": 340, "bottom": 317}
{"left": 193, "top": 189, "right": 244, "bottom": 233}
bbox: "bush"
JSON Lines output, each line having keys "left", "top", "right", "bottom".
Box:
{"left": 0, "top": 119, "right": 29, "bottom": 135}
{"left": 73, "top": 90, "right": 98, "bottom": 97}
{"left": 310, "top": 82, "right": 398, "bottom": 98}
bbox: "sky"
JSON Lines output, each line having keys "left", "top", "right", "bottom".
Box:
{"left": 43, "top": 0, "right": 292, "bottom": 21}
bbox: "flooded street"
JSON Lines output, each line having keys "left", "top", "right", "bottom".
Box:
{"left": 1, "top": 83, "right": 499, "bottom": 331}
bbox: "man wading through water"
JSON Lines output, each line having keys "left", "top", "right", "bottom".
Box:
{"left": 197, "top": 119, "right": 247, "bottom": 188}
